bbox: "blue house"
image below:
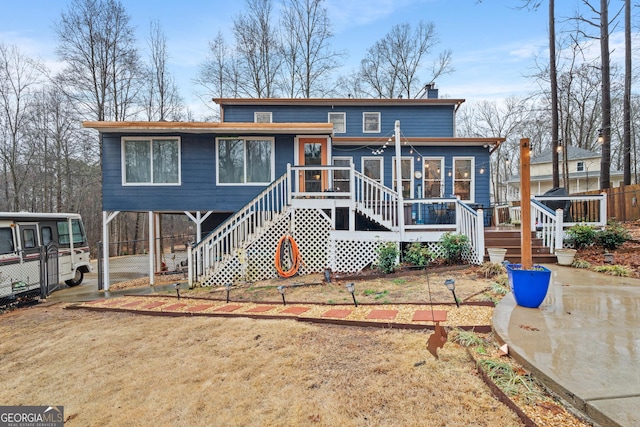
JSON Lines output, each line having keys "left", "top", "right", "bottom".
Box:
{"left": 84, "top": 89, "right": 505, "bottom": 289}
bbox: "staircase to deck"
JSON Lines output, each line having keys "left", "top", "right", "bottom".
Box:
{"left": 483, "top": 227, "right": 557, "bottom": 264}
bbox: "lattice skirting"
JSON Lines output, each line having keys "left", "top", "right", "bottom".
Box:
{"left": 204, "top": 208, "right": 331, "bottom": 285}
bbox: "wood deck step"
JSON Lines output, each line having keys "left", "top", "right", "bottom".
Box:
{"left": 484, "top": 228, "right": 557, "bottom": 264}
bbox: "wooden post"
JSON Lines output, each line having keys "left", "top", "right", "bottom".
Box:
{"left": 520, "top": 138, "right": 533, "bottom": 269}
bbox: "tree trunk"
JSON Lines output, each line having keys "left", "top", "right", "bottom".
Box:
{"left": 550, "top": 0, "right": 560, "bottom": 188}
{"left": 623, "top": 0, "right": 632, "bottom": 185}
{"left": 599, "top": 0, "right": 611, "bottom": 190}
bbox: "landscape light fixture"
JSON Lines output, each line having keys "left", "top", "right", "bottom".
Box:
{"left": 444, "top": 278, "right": 459, "bottom": 308}
{"left": 225, "top": 283, "right": 232, "bottom": 303}
{"left": 277, "top": 285, "right": 286, "bottom": 306}
{"left": 175, "top": 283, "right": 181, "bottom": 300}
{"left": 346, "top": 282, "right": 358, "bottom": 307}
{"left": 324, "top": 269, "right": 331, "bottom": 283}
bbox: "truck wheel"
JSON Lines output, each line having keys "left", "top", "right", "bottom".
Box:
{"left": 65, "top": 270, "right": 84, "bottom": 287}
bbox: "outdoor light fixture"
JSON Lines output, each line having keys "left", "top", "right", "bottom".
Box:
{"left": 277, "top": 285, "right": 286, "bottom": 306}
{"left": 597, "top": 128, "right": 604, "bottom": 144}
{"left": 479, "top": 165, "right": 486, "bottom": 175}
{"left": 444, "top": 278, "right": 459, "bottom": 308}
{"left": 346, "top": 282, "right": 358, "bottom": 307}
{"left": 225, "top": 283, "right": 232, "bottom": 303}
{"left": 175, "top": 283, "right": 181, "bottom": 300}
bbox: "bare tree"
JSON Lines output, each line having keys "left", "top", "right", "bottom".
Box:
{"left": 55, "top": 0, "right": 141, "bottom": 121}
{"left": 195, "top": 31, "right": 241, "bottom": 118}
{"left": 0, "top": 43, "right": 45, "bottom": 211}
{"left": 458, "top": 97, "right": 531, "bottom": 203}
{"left": 279, "top": 0, "right": 345, "bottom": 97}
{"left": 357, "top": 21, "right": 452, "bottom": 99}
{"left": 233, "top": 0, "right": 282, "bottom": 98}
{"left": 143, "top": 20, "right": 184, "bottom": 121}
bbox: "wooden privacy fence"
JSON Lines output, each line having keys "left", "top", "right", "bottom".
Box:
{"left": 577, "top": 183, "right": 640, "bottom": 222}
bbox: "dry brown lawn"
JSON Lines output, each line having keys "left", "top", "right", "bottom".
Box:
{"left": 0, "top": 304, "right": 524, "bottom": 426}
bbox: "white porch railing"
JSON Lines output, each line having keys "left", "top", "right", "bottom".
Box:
{"left": 353, "top": 169, "right": 400, "bottom": 230}
{"left": 510, "top": 193, "right": 607, "bottom": 254}
{"left": 456, "top": 200, "right": 485, "bottom": 265}
{"left": 190, "top": 173, "right": 290, "bottom": 286}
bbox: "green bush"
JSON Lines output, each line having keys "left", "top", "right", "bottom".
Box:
{"left": 595, "top": 220, "right": 631, "bottom": 251}
{"left": 439, "top": 232, "right": 470, "bottom": 264}
{"left": 565, "top": 224, "right": 597, "bottom": 249}
{"left": 375, "top": 242, "right": 399, "bottom": 274}
{"left": 403, "top": 243, "right": 432, "bottom": 268}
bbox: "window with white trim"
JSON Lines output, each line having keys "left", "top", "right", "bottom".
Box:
{"left": 217, "top": 137, "right": 274, "bottom": 184}
{"left": 423, "top": 158, "right": 443, "bottom": 198}
{"left": 393, "top": 157, "right": 413, "bottom": 198}
{"left": 254, "top": 112, "right": 272, "bottom": 123}
{"left": 362, "top": 157, "right": 383, "bottom": 184}
{"left": 576, "top": 161, "right": 585, "bottom": 172}
{"left": 363, "top": 112, "right": 381, "bottom": 133}
{"left": 122, "top": 137, "right": 181, "bottom": 185}
{"left": 332, "top": 156, "right": 352, "bottom": 192}
{"left": 453, "top": 157, "right": 474, "bottom": 202}
{"left": 328, "top": 112, "right": 346, "bottom": 133}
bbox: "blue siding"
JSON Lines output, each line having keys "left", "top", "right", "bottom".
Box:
{"left": 334, "top": 145, "right": 491, "bottom": 207}
{"left": 224, "top": 104, "right": 455, "bottom": 138}
{"left": 102, "top": 133, "right": 295, "bottom": 212}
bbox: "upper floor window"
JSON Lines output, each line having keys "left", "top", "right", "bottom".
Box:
{"left": 328, "top": 112, "right": 346, "bottom": 133}
{"left": 453, "top": 157, "right": 474, "bottom": 202}
{"left": 254, "top": 112, "right": 272, "bottom": 123}
{"left": 217, "top": 137, "right": 274, "bottom": 185}
{"left": 122, "top": 137, "right": 181, "bottom": 185}
{"left": 576, "top": 161, "right": 585, "bottom": 172}
{"left": 363, "top": 112, "right": 381, "bottom": 133}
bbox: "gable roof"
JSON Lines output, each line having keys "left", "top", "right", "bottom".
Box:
{"left": 531, "top": 146, "right": 601, "bottom": 164}
{"left": 213, "top": 97, "right": 465, "bottom": 108}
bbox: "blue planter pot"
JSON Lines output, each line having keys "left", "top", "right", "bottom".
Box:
{"left": 506, "top": 264, "right": 551, "bottom": 308}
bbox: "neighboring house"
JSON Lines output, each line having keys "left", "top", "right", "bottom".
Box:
{"left": 84, "top": 89, "right": 504, "bottom": 288}
{"left": 506, "top": 146, "right": 625, "bottom": 200}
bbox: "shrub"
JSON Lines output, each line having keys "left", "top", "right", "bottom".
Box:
{"left": 439, "top": 232, "right": 470, "bottom": 264}
{"left": 479, "top": 262, "right": 505, "bottom": 278}
{"left": 565, "top": 224, "right": 597, "bottom": 249}
{"left": 592, "top": 265, "right": 632, "bottom": 277}
{"left": 595, "top": 220, "right": 631, "bottom": 251}
{"left": 375, "top": 242, "right": 399, "bottom": 274}
{"left": 571, "top": 259, "right": 591, "bottom": 269}
{"left": 403, "top": 243, "right": 432, "bottom": 268}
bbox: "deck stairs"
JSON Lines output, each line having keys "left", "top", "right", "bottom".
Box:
{"left": 483, "top": 228, "right": 557, "bottom": 264}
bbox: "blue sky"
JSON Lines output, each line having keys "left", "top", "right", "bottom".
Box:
{"left": 0, "top": 0, "right": 611, "bottom": 116}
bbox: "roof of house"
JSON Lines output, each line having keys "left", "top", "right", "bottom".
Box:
{"left": 82, "top": 121, "right": 334, "bottom": 134}
{"left": 531, "top": 146, "right": 601, "bottom": 164}
{"left": 213, "top": 97, "right": 465, "bottom": 108}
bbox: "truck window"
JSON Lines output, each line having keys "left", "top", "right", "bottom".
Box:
{"left": 42, "top": 226, "right": 53, "bottom": 246}
{"left": 57, "top": 219, "right": 87, "bottom": 245}
{"left": 0, "top": 228, "right": 15, "bottom": 254}
{"left": 22, "top": 229, "right": 36, "bottom": 248}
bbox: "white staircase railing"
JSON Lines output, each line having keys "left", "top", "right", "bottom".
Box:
{"left": 353, "top": 169, "right": 400, "bottom": 230}
{"left": 531, "top": 200, "right": 563, "bottom": 253}
{"left": 189, "top": 173, "right": 290, "bottom": 286}
{"left": 456, "top": 200, "right": 485, "bottom": 265}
